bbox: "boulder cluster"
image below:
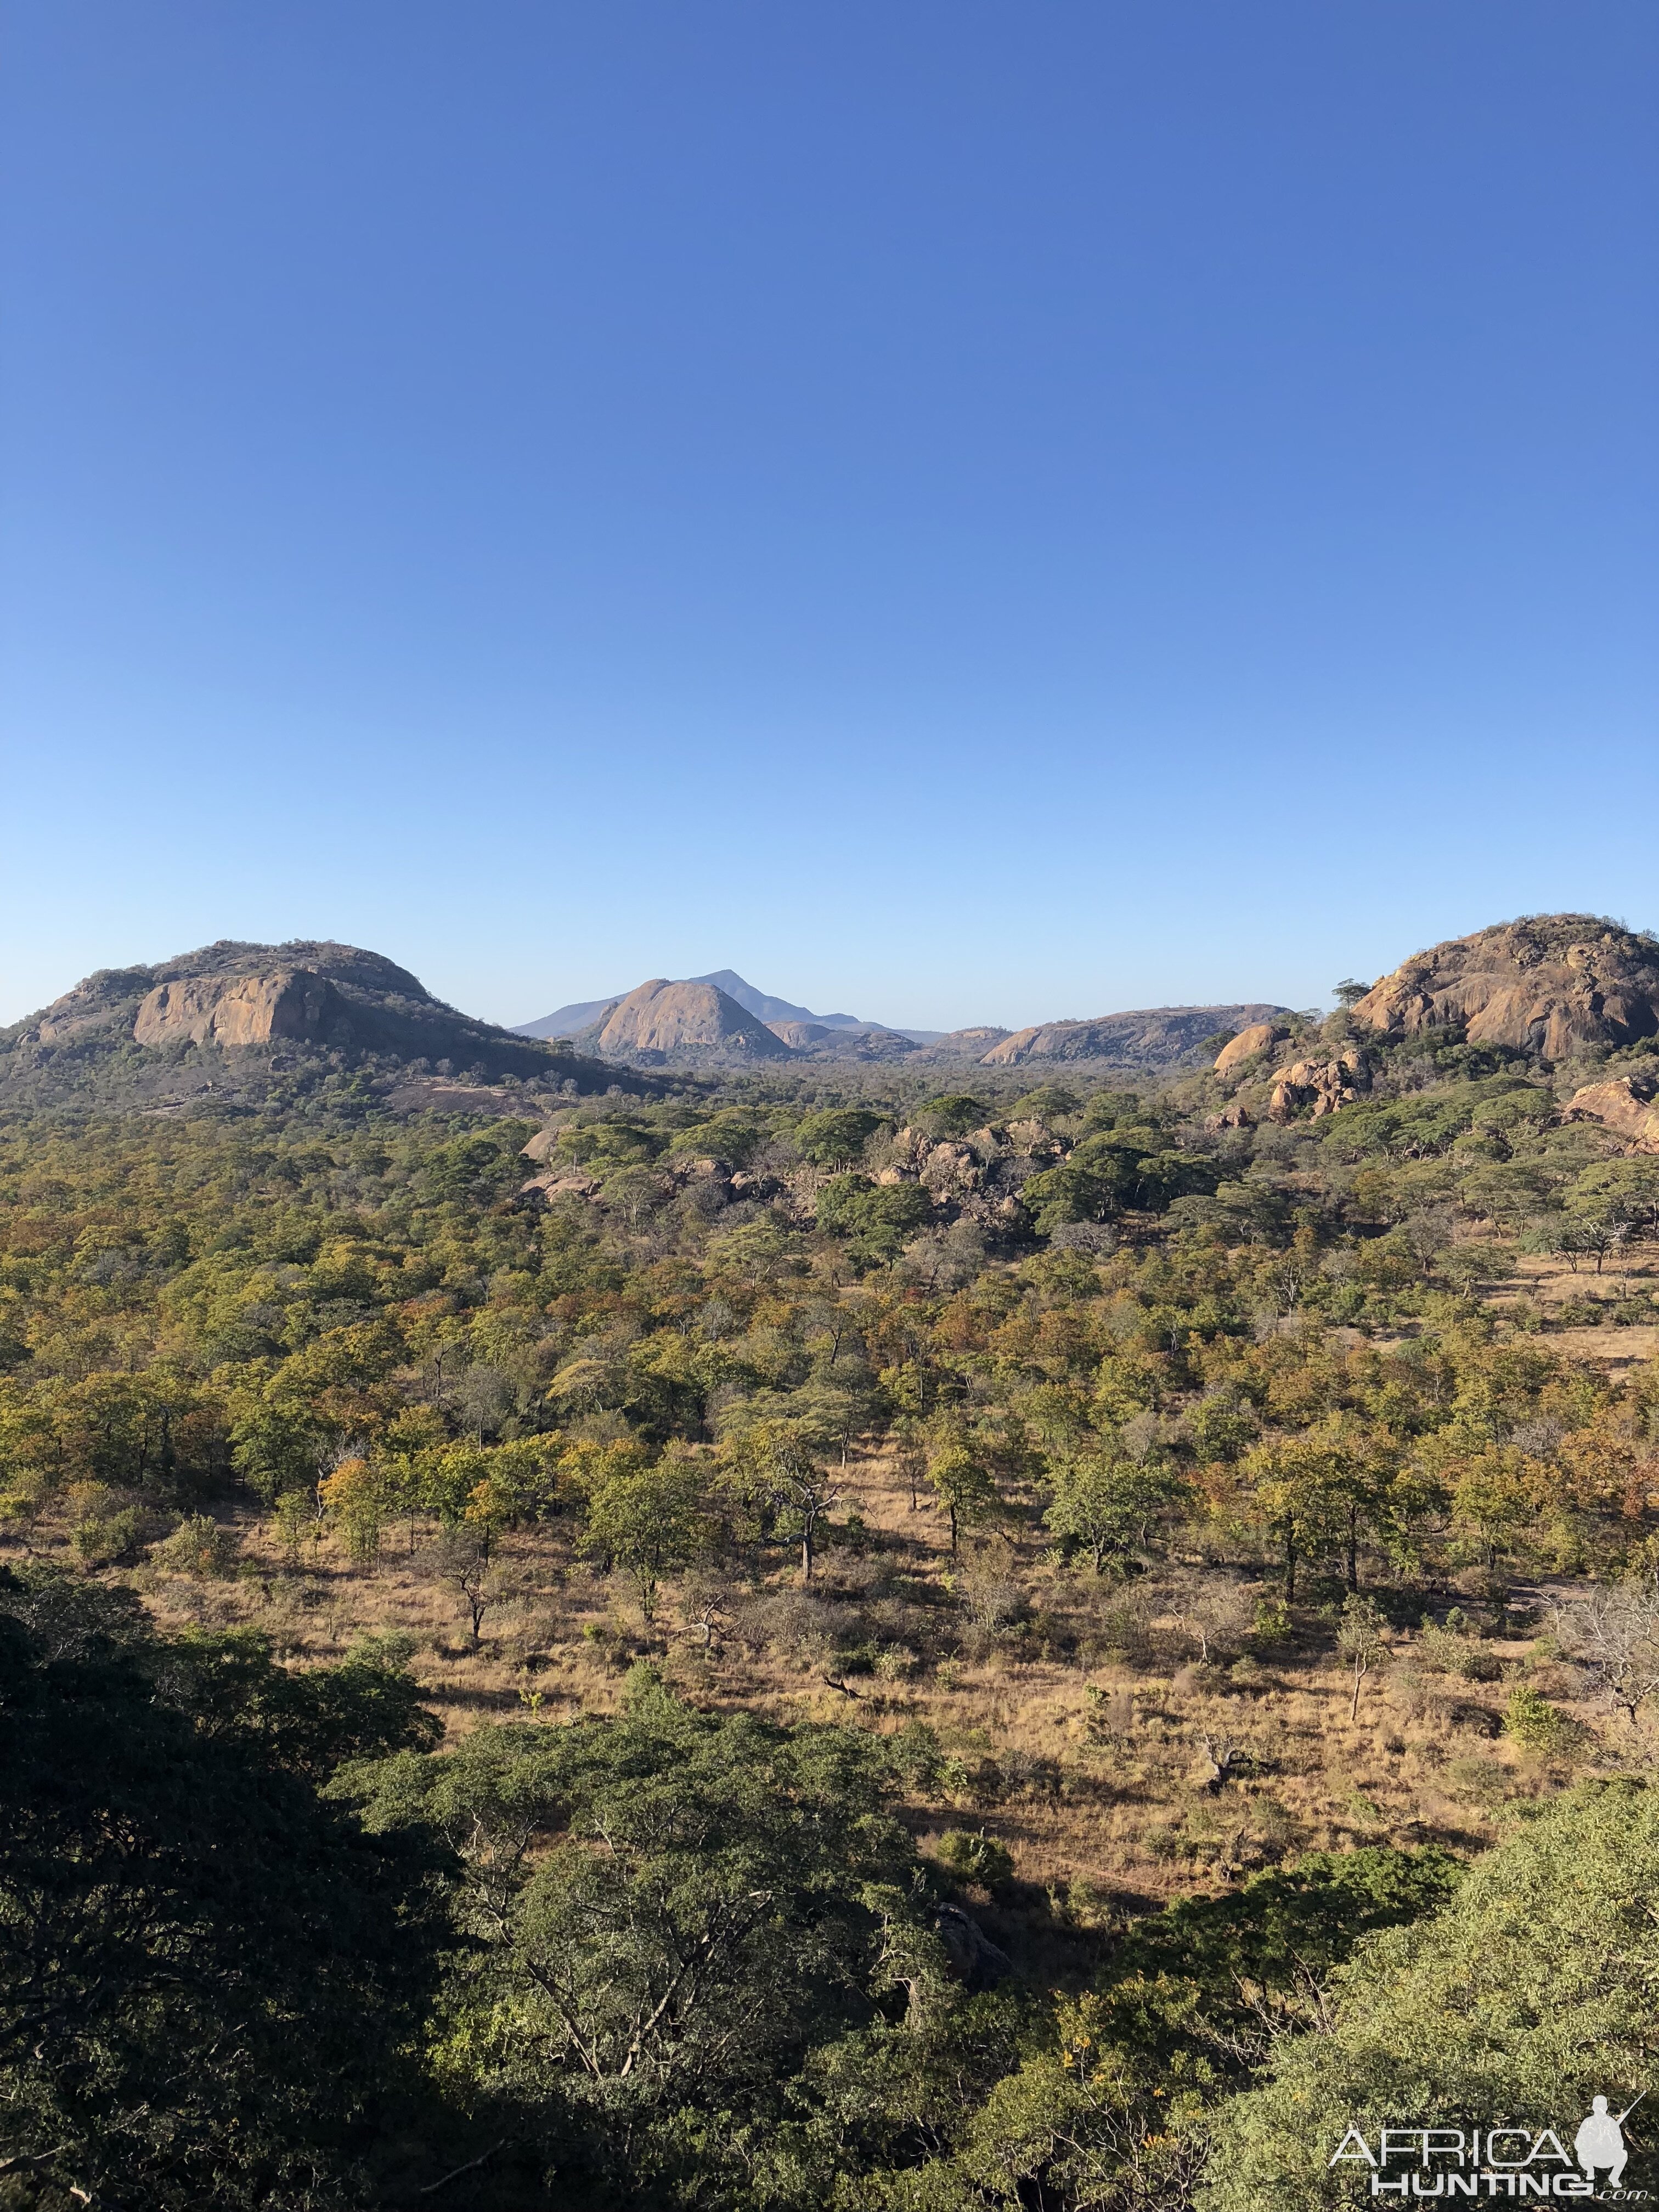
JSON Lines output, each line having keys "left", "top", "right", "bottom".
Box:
{"left": 870, "top": 1118, "right": 1068, "bottom": 1232}
{"left": 1209, "top": 1022, "right": 1370, "bottom": 1130}
{"left": 518, "top": 1116, "right": 1081, "bottom": 1235}
{"left": 1207, "top": 918, "right": 1659, "bottom": 1150}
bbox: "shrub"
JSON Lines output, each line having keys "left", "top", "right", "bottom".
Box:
{"left": 885, "top": 1719, "right": 943, "bottom": 1792}
{"left": 69, "top": 1491, "right": 167, "bottom": 1568}
{"left": 935, "top": 1827, "right": 1015, "bottom": 1889}
{"left": 1418, "top": 1620, "right": 1502, "bottom": 1680}
{"left": 151, "top": 1514, "right": 240, "bottom": 1579}
{"left": 1250, "top": 1597, "right": 1292, "bottom": 1648}
{"left": 1503, "top": 1683, "right": 1588, "bottom": 1759}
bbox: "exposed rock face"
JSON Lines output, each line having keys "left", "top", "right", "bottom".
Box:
{"left": 5, "top": 939, "right": 625, "bottom": 1103}
{"left": 590, "top": 980, "right": 793, "bottom": 1060}
{"left": 982, "top": 1004, "right": 1292, "bottom": 1070}
{"left": 1214, "top": 1022, "right": 1291, "bottom": 1077}
{"left": 1564, "top": 1076, "right": 1659, "bottom": 1153}
{"left": 1351, "top": 917, "right": 1659, "bottom": 1062}
{"left": 917, "top": 1140, "right": 983, "bottom": 1203}
{"left": 385, "top": 1080, "right": 540, "bottom": 1118}
{"left": 133, "top": 971, "right": 338, "bottom": 1048}
{"left": 932, "top": 1904, "right": 1011, "bottom": 1991}
{"left": 767, "top": 1020, "right": 830, "bottom": 1048}
{"left": 1268, "top": 1053, "right": 1367, "bottom": 1123}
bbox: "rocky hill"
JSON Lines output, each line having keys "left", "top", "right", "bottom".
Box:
{"left": 981, "top": 1003, "right": 1291, "bottom": 1070}
{"left": 1351, "top": 916, "right": 1659, "bottom": 1062}
{"left": 564, "top": 980, "right": 932, "bottom": 1067}
{"left": 518, "top": 969, "right": 871, "bottom": 1041}
{"left": 578, "top": 979, "right": 794, "bottom": 1063}
{"left": 0, "top": 941, "right": 629, "bottom": 1109}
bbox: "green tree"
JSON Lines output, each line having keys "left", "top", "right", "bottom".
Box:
{"left": 0, "top": 1567, "right": 446, "bottom": 2211}
{"left": 342, "top": 1672, "right": 928, "bottom": 2204}
{"left": 1042, "top": 1441, "right": 1180, "bottom": 1574}
{"left": 928, "top": 1436, "right": 1001, "bottom": 1555}
{"left": 1204, "top": 1784, "right": 1659, "bottom": 2208}
{"left": 228, "top": 1397, "right": 337, "bottom": 1505}
{"left": 1244, "top": 1417, "right": 1396, "bottom": 1600}
{"left": 795, "top": 1109, "right": 887, "bottom": 1168}
{"left": 579, "top": 1447, "right": 718, "bottom": 1620}
{"left": 816, "top": 1176, "right": 934, "bottom": 1268}
{"left": 723, "top": 1419, "right": 845, "bottom": 1583}
{"left": 857, "top": 1848, "right": 1460, "bottom": 2209}
{"left": 917, "top": 1095, "right": 989, "bottom": 1138}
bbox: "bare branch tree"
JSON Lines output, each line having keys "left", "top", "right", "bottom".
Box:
{"left": 433, "top": 1531, "right": 499, "bottom": 1650}
{"left": 1559, "top": 1582, "right": 1659, "bottom": 1728}
{"left": 1337, "top": 1595, "right": 1390, "bottom": 1723}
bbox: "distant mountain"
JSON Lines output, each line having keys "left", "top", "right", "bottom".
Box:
{"left": 980, "top": 1005, "right": 1293, "bottom": 1069}
{"left": 509, "top": 972, "right": 1296, "bottom": 1072}
{"left": 0, "top": 941, "right": 632, "bottom": 1108}
{"left": 916, "top": 1026, "right": 1011, "bottom": 1056}
{"left": 515, "top": 969, "right": 867, "bottom": 1039}
{"left": 515, "top": 992, "right": 625, "bottom": 1040}
{"left": 577, "top": 979, "right": 794, "bottom": 1063}
{"left": 686, "top": 971, "right": 866, "bottom": 1030}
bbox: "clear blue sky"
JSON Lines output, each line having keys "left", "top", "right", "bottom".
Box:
{"left": 3, "top": 2, "right": 1655, "bottom": 1032}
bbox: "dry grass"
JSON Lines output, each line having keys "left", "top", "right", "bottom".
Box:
{"left": 8, "top": 1422, "right": 1638, "bottom": 1917}
{"left": 1491, "top": 1249, "right": 1659, "bottom": 1369}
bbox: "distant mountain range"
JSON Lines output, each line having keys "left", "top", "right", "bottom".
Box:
{"left": 11, "top": 916, "right": 1652, "bottom": 1113}
{"left": 514, "top": 968, "right": 1287, "bottom": 1071}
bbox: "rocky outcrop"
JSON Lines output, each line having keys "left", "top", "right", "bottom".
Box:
{"left": 1268, "top": 1053, "right": 1367, "bottom": 1123}
{"left": 767, "top": 1020, "right": 830, "bottom": 1048}
{"left": 1563, "top": 1076, "right": 1659, "bottom": 1153}
{"left": 868, "top": 1120, "right": 1066, "bottom": 1234}
{"left": 982, "top": 1004, "right": 1292, "bottom": 1071}
{"left": 519, "top": 1169, "right": 602, "bottom": 1202}
{"left": 589, "top": 980, "right": 793, "bottom": 1061}
{"left": 518, "top": 1147, "right": 778, "bottom": 1218}
{"left": 814, "top": 1026, "right": 921, "bottom": 1062}
{"left": 921, "top": 1027, "right": 1011, "bottom": 1056}
{"left": 932, "top": 1904, "right": 1011, "bottom": 1991}
{"left": 1351, "top": 917, "right": 1659, "bottom": 1063}
{"left": 133, "top": 970, "right": 338, "bottom": 1048}
{"left": 3, "top": 939, "right": 628, "bottom": 1105}
{"left": 1214, "top": 1022, "right": 1291, "bottom": 1077}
